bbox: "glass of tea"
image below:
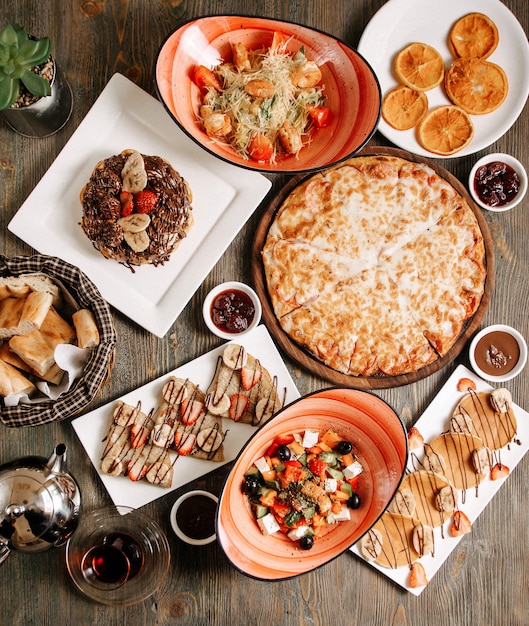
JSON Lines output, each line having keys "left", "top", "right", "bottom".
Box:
{"left": 66, "top": 505, "right": 170, "bottom": 605}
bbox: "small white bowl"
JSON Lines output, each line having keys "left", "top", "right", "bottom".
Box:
{"left": 170, "top": 490, "right": 218, "bottom": 546}
{"left": 469, "top": 324, "right": 527, "bottom": 383}
{"left": 469, "top": 153, "right": 527, "bottom": 212}
{"left": 202, "top": 281, "right": 262, "bottom": 340}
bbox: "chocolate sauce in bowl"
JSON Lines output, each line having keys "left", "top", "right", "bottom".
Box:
{"left": 474, "top": 330, "right": 520, "bottom": 376}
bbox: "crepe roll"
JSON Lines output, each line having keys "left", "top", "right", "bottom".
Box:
{"left": 0, "top": 358, "right": 36, "bottom": 397}
{"left": 9, "top": 330, "right": 56, "bottom": 377}
{"left": 72, "top": 309, "right": 100, "bottom": 349}
{"left": 19, "top": 291, "right": 53, "bottom": 330}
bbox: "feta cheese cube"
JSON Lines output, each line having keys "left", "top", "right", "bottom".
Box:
{"left": 324, "top": 478, "right": 338, "bottom": 493}
{"left": 343, "top": 460, "right": 363, "bottom": 479}
{"left": 254, "top": 456, "right": 271, "bottom": 475}
{"left": 332, "top": 506, "right": 351, "bottom": 522}
{"left": 287, "top": 525, "right": 309, "bottom": 541}
{"left": 257, "top": 513, "right": 280, "bottom": 536}
{"left": 302, "top": 429, "right": 320, "bottom": 449}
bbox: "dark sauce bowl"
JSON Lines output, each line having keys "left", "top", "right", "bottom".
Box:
{"left": 203, "top": 281, "right": 262, "bottom": 340}
{"left": 469, "top": 153, "right": 527, "bottom": 212}
{"left": 170, "top": 490, "right": 219, "bottom": 546}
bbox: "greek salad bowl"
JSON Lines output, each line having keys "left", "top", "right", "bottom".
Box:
{"left": 155, "top": 15, "right": 381, "bottom": 174}
{"left": 216, "top": 388, "right": 407, "bottom": 580}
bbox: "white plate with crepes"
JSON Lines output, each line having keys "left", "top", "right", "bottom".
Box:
{"left": 350, "top": 363, "right": 529, "bottom": 595}
{"left": 72, "top": 325, "right": 299, "bottom": 510}
{"left": 358, "top": 0, "right": 529, "bottom": 158}
{"left": 8, "top": 73, "right": 272, "bottom": 337}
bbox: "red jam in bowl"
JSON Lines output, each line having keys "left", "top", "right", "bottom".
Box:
{"left": 473, "top": 330, "right": 520, "bottom": 377}
{"left": 210, "top": 288, "right": 255, "bottom": 334}
{"left": 175, "top": 494, "right": 217, "bottom": 541}
{"left": 474, "top": 161, "right": 520, "bottom": 208}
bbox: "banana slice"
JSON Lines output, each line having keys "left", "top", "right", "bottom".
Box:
{"left": 390, "top": 487, "right": 416, "bottom": 517}
{"left": 124, "top": 229, "right": 150, "bottom": 252}
{"left": 472, "top": 446, "right": 492, "bottom": 475}
{"left": 358, "top": 528, "right": 383, "bottom": 561}
{"left": 412, "top": 523, "right": 435, "bottom": 557}
{"left": 435, "top": 484, "right": 458, "bottom": 513}
{"left": 151, "top": 423, "right": 175, "bottom": 448}
{"left": 205, "top": 392, "right": 230, "bottom": 415}
{"left": 113, "top": 401, "right": 142, "bottom": 427}
{"left": 121, "top": 150, "right": 147, "bottom": 194}
{"left": 490, "top": 387, "right": 513, "bottom": 412}
{"left": 424, "top": 445, "right": 446, "bottom": 473}
{"left": 196, "top": 427, "right": 224, "bottom": 453}
{"left": 101, "top": 455, "right": 126, "bottom": 476}
{"left": 162, "top": 377, "right": 190, "bottom": 405}
{"left": 450, "top": 412, "right": 472, "bottom": 434}
{"left": 255, "top": 396, "right": 282, "bottom": 424}
{"left": 118, "top": 213, "right": 151, "bottom": 233}
{"left": 145, "top": 459, "right": 173, "bottom": 488}
{"left": 222, "top": 344, "right": 247, "bottom": 369}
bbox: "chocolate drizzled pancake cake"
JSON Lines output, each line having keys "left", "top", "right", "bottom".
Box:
{"left": 81, "top": 150, "right": 193, "bottom": 267}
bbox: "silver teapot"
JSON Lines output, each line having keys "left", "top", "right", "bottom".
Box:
{"left": 0, "top": 443, "right": 81, "bottom": 564}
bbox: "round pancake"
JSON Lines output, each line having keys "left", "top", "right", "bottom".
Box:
{"left": 368, "top": 511, "right": 421, "bottom": 569}
{"left": 453, "top": 390, "right": 517, "bottom": 450}
{"left": 399, "top": 470, "right": 454, "bottom": 528}
{"left": 425, "top": 432, "right": 486, "bottom": 491}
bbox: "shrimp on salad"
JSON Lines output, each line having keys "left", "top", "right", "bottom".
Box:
{"left": 192, "top": 32, "right": 329, "bottom": 163}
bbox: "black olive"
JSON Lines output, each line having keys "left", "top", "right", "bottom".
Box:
{"left": 336, "top": 440, "right": 353, "bottom": 455}
{"left": 299, "top": 535, "right": 314, "bottom": 550}
{"left": 347, "top": 492, "right": 361, "bottom": 509}
{"left": 276, "top": 444, "right": 291, "bottom": 462}
{"left": 241, "top": 476, "right": 260, "bottom": 495}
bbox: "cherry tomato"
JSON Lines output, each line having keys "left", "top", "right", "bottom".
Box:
{"left": 248, "top": 133, "right": 274, "bottom": 162}
{"left": 308, "top": 106, "right": 330, "bottom": 128}
{"left": 192, "top": 65, "right": 222, "bottom": 91}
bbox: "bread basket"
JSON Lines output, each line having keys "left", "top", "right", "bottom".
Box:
{"left": 0, "top": 254, "right": 116, "bottom": 427}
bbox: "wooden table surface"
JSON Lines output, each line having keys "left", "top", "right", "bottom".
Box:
{"left": 1, "top": 1, "right": 527, "bottom": 624}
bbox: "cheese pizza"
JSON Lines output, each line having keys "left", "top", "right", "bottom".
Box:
{"left": 262, "top": 155, "right": 487, "bottom": 377}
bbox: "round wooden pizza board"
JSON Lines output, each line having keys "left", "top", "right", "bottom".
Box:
{"left": 251, "top": 146, "right": 495, "bottom": 390}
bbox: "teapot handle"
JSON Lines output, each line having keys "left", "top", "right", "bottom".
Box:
{"left": 0, "top": 538, "right": 11, "bottom": 565}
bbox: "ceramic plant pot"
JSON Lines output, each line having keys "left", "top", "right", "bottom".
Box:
{"left": 0, "top": 57, "right": 73, "bottom": 138}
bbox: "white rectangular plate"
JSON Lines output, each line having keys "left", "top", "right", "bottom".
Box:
{"left": 8, "top": 73, "right": 272, "bottom": 337}
{"left": 350, "top": 364, "right": 529, "bottom": 595}
{"left": 72, "top": 325, "right": 299, "bottom": 510}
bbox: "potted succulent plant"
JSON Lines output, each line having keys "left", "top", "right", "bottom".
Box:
{"left": 0, "top": 23, "right": 72, "bottom": 137}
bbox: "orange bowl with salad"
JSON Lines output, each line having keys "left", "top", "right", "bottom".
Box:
{"left": 155, "top": 16, "right": 381, "bottom": 174}
{"left": 216, "top": 388, "right": 407, "bottom": 580}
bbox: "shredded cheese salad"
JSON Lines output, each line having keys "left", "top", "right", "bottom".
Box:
{"left": 192, "top": 33, "right": 329, "bottom": 163}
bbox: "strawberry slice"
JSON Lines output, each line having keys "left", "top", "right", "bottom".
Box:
{"left": 450, "top": 510, "right": 472, "bottom": 537}
{"left": 241, "top": 365, "right": 262, "bottom": 391}
{"left": 180, "top": 398, "right": 204, "bottom": 426}
{"left": 490, "top": 462, "right": 510, "bottom": 480}
{"left": 457, "top": 377, "right": 477, "bottom": 392}
{"left": 407, "top": 426, "right": 424, "bottom": 450}
{"left": 134, "top": 190, "right": 158, "bottom": 214}
{"left": 130, "top": 423, "right": 150, "bottom": 448}
{"left": 173, "top": 432, "right": 196, "bottom": 455}
{"left": 229, "top": 393, "right": 250, "bottom": 421}
{"left": 409, "top": 562, "right": 428, "bottom": 588}
{"left": 120, "top": 191, "right": 134, "bottom": 216}
{"left": 127, "top": 456, "right": 148, "bottom": 481}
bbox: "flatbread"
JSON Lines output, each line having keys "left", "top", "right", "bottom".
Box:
{"left": 262, "top": 155, "right": 486, "bottom": 376}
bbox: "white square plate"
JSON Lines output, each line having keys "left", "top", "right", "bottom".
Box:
{"left": 72, "top": 325, "right": 300, "bottom": 510}
{"left": 8, "top": 73, "right": 272, "bottom": 337}
{"left": 351, "top": 364, "right": 529, "bottom": 595}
